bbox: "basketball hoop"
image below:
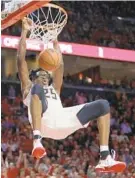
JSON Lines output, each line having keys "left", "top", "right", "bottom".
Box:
{"left": 27, "top": 3, "right": 68, "bottom": 44}
{"left": 1, "top": 1, "right": 68, "bottom": 44}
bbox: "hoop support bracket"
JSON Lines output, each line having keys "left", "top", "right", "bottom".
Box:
{"left": 2, "top": 0, "right": 51, "bottom": 30}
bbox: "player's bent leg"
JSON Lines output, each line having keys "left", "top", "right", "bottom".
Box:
{"left": 77, "top": 99, "right": 126, "bottom": 173}
{"left": 30, "top": 84, "right": 47, "bottom": 159}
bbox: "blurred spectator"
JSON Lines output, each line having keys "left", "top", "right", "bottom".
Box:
{"left": 75, "top": 91, "right": 88, "bottom": 104}
{"left": 120, "top": 120, "right": 132, "bottom": 134}
{"left": 8, "top": 85, "right": 16, "bottom": 103}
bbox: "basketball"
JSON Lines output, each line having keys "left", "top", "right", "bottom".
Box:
{"left": 38, "top": 49, "right": 60, "bottom": 71}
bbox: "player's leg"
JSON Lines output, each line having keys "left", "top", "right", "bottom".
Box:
{"left": 97, "top": 113, "right": 110, "bottom": 159}
{"left": 77, "top": 99, "right": 126, "bottom": 173}
{"left": 30, "top": 84, "right": 47, "bottom": 159}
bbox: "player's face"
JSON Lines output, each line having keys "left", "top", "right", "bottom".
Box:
{"left": 35, "top": 71, "right": 49, "bottom": 86}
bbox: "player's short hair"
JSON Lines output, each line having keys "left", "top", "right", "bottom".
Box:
{"left": 29, "top": 68, "right": 53, "bottom": 85}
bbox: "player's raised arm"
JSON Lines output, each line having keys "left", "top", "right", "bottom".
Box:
{"left": 17, "top": 18, "right": 32, "bottom": 98}
{"left": 52, "top": 39, "right": 64, "bottom": 95}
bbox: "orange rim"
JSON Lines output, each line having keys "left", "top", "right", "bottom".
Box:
{"left": 44, "top": 3, "right": 68, "bottom": 18}
{"left": 27, "top": 3, "right": 68, "bottom": 31}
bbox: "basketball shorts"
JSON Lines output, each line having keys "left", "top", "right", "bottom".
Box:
{"left": 40, "top": 103, "right": 88, "bottom": 140}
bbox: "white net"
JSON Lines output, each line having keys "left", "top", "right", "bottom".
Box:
{"left": 27, "top": 3, "right": 68, "bottom": 44}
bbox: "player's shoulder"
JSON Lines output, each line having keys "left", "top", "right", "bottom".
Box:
{"left": 22, "top": 81, "right": 32, "bottom": 100}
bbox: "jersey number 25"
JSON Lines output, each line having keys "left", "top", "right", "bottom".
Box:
{"left": 44, "top": 88, "right": 57, "bottom": 100}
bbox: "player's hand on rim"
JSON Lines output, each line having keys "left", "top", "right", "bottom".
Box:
{"left": 22, "top": 17, "right": 32, "bottom": 32}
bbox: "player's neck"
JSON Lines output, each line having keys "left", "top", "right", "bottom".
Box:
{"left": 34, "top": 81, "right": 48, "bottom": 87}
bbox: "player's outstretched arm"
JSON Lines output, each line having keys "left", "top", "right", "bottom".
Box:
{"left": 17, "top": 18, "right": 32, "bottom": 98}
{"left": 52, "top": 39, "right": 64, "bottom": 95}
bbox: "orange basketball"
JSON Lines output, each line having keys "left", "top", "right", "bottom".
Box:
{"left": 38, "top": 48, "right": 60, "bottom": 71}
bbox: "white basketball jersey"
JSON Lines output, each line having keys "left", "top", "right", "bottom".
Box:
{"left": 23, "top": 85, "right": 63, "bottom": 125}
{"left": 23, "top": 84, "right": 87, "bottom": 140}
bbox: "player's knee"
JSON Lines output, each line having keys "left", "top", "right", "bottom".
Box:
{"left": 97, "top": 99, "right": 110, "bottom": 115}
{"left": 77, "top": 99, "right": 110, "bottom": 125}
{"left": 31, "top": 84, "right": 47, "bottom": 113}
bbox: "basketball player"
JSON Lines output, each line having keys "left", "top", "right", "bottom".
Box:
{"left": 17, "top": 18, "right": 126, "bottom": 173}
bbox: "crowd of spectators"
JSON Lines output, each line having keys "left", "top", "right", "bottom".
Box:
{"left": 64, "top": 74, "right": 135, "bottom": 93}
{"left": 2, "top": 2, "right": 135, "bottom": 50}
{"left": 1, "top": 80, "right": 135, "bottom": 178}
{"left": 58, "top": 1, "right": 135, "bottom": 50}
{"left": 2, "top": 73, "right": 135, "bottom": 93}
